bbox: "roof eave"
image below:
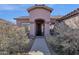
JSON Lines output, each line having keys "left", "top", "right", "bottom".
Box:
{"left": 27, "top": 6, "right": 53, "bottom": 12}
{"left": 58, "top": 8, "right": 79, "bottom": 21}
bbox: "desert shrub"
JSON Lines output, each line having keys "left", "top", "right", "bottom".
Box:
{"left": 0, "top": 23, "right": 30, "bottom": 54}
{"left": 47, "top": 22, "right": 79, "bottom": 55}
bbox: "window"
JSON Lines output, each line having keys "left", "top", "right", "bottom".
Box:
{"left": 21, "top": 23, "right": 31, "bottom": 31}
{"left": 21, "top": 23, "right": 30, "bottom": 26}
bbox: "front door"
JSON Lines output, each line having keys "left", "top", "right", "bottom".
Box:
{"left": 35, "top": 20, "right": 44, "bottom": 36}
{"left": 36, "top": 23, "right": 42, "bottom": 36}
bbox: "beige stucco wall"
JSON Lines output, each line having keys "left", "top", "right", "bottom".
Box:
{"left": 16, "top": 19, "right": 30, "bottom": 26}
{"left": 54, "top": 14, "right": 79, "bottom": 35}
{"left": 29, "top": 8, "right": 51, "bottom": 36}
{"left": 64, "top": 14, "right": 79, "bottom": 29}
{"left": 29, "top": 9, "right": 50, "bottom": 22}
{"left": 30, "top": 23, "right": 35, "bottom": 36}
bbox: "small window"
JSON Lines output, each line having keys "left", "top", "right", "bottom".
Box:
{"left": 21, "top": 23, "right": 30, "bottom": 26}
{"left": 21, "top": 23, "right": 31, "bottom": 32}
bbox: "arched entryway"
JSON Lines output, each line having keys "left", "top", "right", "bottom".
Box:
{"left": 35, "top": 19, "right": 45, "bottom": 36}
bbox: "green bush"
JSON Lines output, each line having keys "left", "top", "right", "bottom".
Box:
{"left": 0, "top": 23, "right": 30, "bottom": 54}
{"left": 47, "top": 22, "right": 79, "bottom": 55}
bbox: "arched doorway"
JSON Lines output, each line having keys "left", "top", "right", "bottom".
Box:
{"left": 35, "top": 19, "right": 45, "bottom": 36}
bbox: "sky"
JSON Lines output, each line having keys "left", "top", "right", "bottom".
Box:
{"left": 0, "top": 4, "right": 79, "bottom": 23}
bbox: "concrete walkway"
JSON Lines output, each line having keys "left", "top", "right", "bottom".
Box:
{"left": 30, "top": 36, "right": 50, "bottom": 55}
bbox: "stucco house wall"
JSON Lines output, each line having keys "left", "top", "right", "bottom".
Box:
{"left": 29, "top": 8, "right": 51, "bottom": 36}
{"left": 64, "top": 14, "right": 79, "bottom": 29}
{"left": 15, "top": 5, "right": 79, "bottom": 38}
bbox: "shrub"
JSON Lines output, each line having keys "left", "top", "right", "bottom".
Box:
{"left": 47, "top": 22, "right": 79, "bottom": 55}
{"left": 0, "top": 23, "right": 30, "bottom": 54}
